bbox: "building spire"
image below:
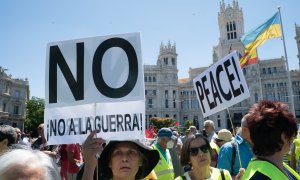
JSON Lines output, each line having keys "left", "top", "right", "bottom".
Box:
{"left": 220, "top": 0, "right": 225, "bottom": 12}
{"left": 159, "top": 41, "right": 177, "bottom": 55}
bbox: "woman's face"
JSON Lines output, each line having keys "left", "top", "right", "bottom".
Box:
{"left": 109, "top": 142, "right": 142, "bottom": 179}
{"left": 189, "top": 138, "right": 211, "bottom": 168}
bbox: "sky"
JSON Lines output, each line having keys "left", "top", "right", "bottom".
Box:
{"left": 0, "top": 0, "right": 299, "bottom": 99}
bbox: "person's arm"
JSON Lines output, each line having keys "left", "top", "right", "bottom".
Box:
{"left": 66, "top": 144, "right": 81, "bottom": 164}
{"left": 67, "top": 149, "right": 80, "bottom": 164}
{"left": 43, "top": 150, "right": 57, "bottom": 158}
{"left": 42, "top": 145, "right": 58, "bottom": 158}
{"left": 82, "top": 130, "right": 105, "bottom": 180}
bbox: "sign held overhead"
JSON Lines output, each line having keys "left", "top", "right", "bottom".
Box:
{"left": 45, "top": 33, "right": 145, "bottom": 145}
{"left": 193, "top": 51, "right": 250, "bottom": 118}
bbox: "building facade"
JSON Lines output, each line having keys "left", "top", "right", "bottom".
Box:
{"left": 0, "top": 67, "right": 29, "bottom": 131}
{"left": 145, "top": 0, "right": 300, "bottom": 130}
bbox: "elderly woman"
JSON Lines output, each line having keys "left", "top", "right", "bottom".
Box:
{"left": 0, "top": 149, "right": 60, "bottom": 179}
{"left": 82, "top": 130, "right": 159, "bottom": 180}
{"left": 243, "top": 100, "right": 300, "bottom": 180}
{"left": 176, "top": 133, "right": 232, "bottom": 180}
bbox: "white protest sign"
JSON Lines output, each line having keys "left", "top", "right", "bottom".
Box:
{"left": 193, "top": 51, "right": 250, "bottom": 118}
{"left": 45, "top": 33, "right": 145, "bottom": 145}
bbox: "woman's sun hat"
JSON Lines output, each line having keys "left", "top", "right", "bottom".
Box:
{"left": 98, "top": 139, "right": 159, "bottom": 179}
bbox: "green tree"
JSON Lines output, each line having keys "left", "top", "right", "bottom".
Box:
{"left": 184, "top": 120, "right": 193, "bottom": 129}
{"left": 24, "top": 97, "right": 44, "bottom": 137}
{"left": 149, "top": 117, "right": 175, "bottom": 132}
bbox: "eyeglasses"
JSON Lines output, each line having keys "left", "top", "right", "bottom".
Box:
{"left": 189, "top": 144, "right": 209, "bottom": 156}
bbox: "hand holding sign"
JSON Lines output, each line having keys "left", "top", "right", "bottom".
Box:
{"left": 81, "top": 130, "right": 105, "bottom": 169}
{"left": 193, "top": 51, "right": 250, "bottom": 118}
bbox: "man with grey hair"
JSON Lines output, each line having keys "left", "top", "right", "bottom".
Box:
{"left": 203, "top": 120, "right": 217, "bottom": 142}
{"left": 0, "top": 125, "right": 17, "bottom": 154}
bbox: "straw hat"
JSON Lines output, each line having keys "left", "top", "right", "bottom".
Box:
{"left": 216, "top": 129, "right": 232, "bottom": 142}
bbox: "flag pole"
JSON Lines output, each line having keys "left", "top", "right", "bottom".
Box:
{"left": 256, "top": 49, "right": 264, "bottom": 100}
{"left": 278, "top": 7, "right": 295, "bottom": 116}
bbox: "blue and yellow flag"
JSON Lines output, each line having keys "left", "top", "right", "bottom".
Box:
{"left": 240, "top": 12, "right": 282, "bottom": 68}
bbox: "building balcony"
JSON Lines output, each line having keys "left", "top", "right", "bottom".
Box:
{"left": 0, "top": 111, "right": 9, "bottom": 117}
{"left": 9, "top": 114, "right": 23, "bottom": 119}
{"left": 1, "top": 92, "right": 11, "bottom": 97}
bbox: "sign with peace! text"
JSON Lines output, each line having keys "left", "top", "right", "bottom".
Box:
{"left": 45, "top": 33, "right": 145, "bottom": 145}
{"left": 193, "top": 51, "right": 250, "bottom": 118}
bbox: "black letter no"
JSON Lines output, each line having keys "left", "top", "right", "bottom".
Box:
{"left": 93, "top": 38, "right": 138, "bottom": 98}
{"left": 49, "top": 43, "right": 84, "bottom": 103}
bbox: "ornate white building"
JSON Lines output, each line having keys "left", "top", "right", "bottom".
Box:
{"left": 0, "top": 67, "right": 29, "bottom": 131}
{"left": 144, "top": 0, "right": 300, "bottom": 130}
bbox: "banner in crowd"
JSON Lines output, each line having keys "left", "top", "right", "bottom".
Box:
{"left": 45, "top": 33, "right": 145, "bottom": 145}
{"left": 193, "top": 51, "right": 250, "bottom": 118}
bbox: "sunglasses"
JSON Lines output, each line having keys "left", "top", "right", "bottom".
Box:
{"left": 189, "top": 144, "right": 209, "bottom": 156}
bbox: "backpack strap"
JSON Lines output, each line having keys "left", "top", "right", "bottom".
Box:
{"left": 231, "top": 141, "right": 236, "bottom": 175}
{"left": 220, "top": 169, "right": 225, "bottom": 180}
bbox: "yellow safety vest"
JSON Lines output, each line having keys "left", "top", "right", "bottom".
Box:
{"left": 242, "top": 158, "right": 300, "bottom": 180}
{"left": 174, "top": 167, "right": 231, "bottom": 180}
{"left": 151, "top": 144, "right": 174, "bottom": 180}
{"left": 210, "top": 141, "right": 220, "bottom": 154}
{"left": 294, "top": 138, "right": 300, "bottom": 170}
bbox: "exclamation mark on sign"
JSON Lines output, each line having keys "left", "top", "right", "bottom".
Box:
{"left": 231, "top": 57, "right": 244, "bottom": 93}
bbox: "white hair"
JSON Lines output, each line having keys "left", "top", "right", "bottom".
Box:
{"left": 0, "top": 149, "right": 60, "bottom": 180}
{"left": 204, "top": 120, "right": 215, "bottom": 129}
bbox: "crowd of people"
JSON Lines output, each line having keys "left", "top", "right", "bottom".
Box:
{"left": 0, "top": 100, "right": 300, "bottom": 179}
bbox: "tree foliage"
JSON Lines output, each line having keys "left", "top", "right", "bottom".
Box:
{"left": 184, "top": 120, "right": 193, "bottom": 129}
{"left": 24, "top": 97, "right": 44, "bottom": 137}
{"left": 149, "top": 117, "right": 175, "bottom": 132}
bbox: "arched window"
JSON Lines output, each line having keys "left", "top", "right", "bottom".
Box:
{"left": 233, "top": 21, "right": 236, "bottom": 30}
{"left": 227, "top": 23, "right": 229, "bottom": 31}
{"left": 230, "top": 22, "right": 233, "bottom": 31}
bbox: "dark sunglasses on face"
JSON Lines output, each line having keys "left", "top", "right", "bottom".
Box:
{"left": 190, "top": 144, "right": 209, "bottom": 156}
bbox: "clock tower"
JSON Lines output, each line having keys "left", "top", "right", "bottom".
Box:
{"left": 213, "top": 0, "right": 245, "bottom": 63}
